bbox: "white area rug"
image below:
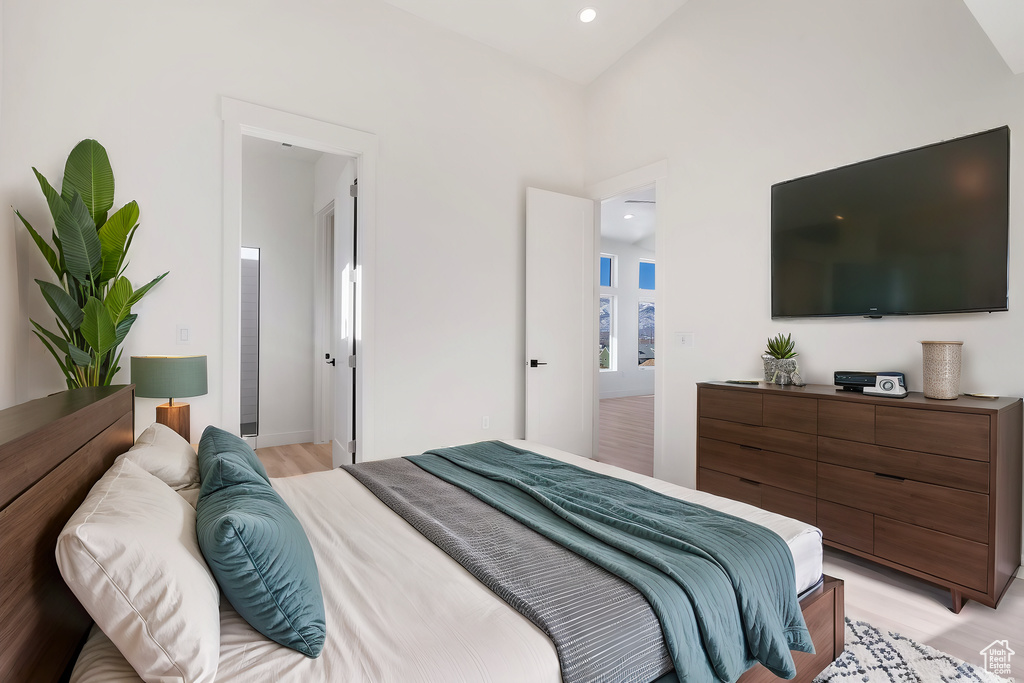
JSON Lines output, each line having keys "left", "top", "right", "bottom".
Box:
{"left": 815, "top": 619, "right": 1012, "bottom": 682}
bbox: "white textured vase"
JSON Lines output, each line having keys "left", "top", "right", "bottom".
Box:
{"left": 921, "top": 341, "right": 963, "bottom": 400}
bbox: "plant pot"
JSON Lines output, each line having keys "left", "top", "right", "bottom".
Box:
{"left": 762, "top": 355, "right": 802, "bottom": 386}
{"left": 921, "top": 341, "right": 963, "bottom": 400}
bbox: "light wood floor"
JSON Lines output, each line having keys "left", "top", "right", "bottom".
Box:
{"left": 254, "top": 439, "right": 1023, "bottom": 672}
{"left": 254, "top": 442, "right": 332, "bottom": 478}
{"left": 598, "top": 395, "right": 655, "bottom": 476}
{"left": 824, "top": 547, "right": 1024, "bottom": 671}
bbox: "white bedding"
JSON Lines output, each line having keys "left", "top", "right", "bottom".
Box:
{"left": 71, "top": 441, "right": 822, "bottom": 683}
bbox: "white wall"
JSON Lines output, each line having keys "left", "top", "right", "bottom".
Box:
{"left": 314, "top": 154, "right": 351, "bottom": 214}
{"left": 0, "top": 0, "right": 585, "bottom": 451}
{"left": 585, "top": 0, "right": 1024, "bottom": 487}
{"left": 600, "top": 237, "right": 655, "bottom": 398}
{"left": 0, "top": 2, "right": 15, "bottom": 412}
{"left": 241, "top": 143, "right": 316, "bottom": 447}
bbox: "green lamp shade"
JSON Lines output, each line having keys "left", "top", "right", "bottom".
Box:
{"left": 131, "top": 355, "right": 208, "bottom": 400}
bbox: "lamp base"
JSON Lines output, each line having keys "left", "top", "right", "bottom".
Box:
{"left": 156, "top": 402, "right": 190, "bottom": 442}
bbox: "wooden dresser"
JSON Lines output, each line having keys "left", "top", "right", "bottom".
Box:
{"left": 696, "top": 381, "right": 1022, "bottom": 612}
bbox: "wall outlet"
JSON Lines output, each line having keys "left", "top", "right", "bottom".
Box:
{"left": 481, "top": 416, "right": 490, "bottom": 429}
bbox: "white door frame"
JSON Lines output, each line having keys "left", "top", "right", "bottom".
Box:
{"left": 586, "top": 160, "right": 668, "bottom": 477}
{"left": 313, "top": 202, "right": 335, "bottom": 445}
{"left": 221, "top": 97, "right": 379, "bottom": 461}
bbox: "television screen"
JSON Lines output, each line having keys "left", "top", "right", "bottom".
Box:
{"left": 771, "top": 126, "right": 1009, "bottom": 318}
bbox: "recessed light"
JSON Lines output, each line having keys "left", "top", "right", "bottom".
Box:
{"left": 578, "top": 7, "right": 597, "bottom": 23}
{"left": 624, "top": 213, "right": 635, "bottom": 220}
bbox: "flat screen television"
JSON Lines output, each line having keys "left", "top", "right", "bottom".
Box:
{"left": 771, "top": 126, "right": 1009, "bottom": 318}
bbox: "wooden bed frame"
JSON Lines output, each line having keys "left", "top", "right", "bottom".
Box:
{"left": 0, "top": 385, "right": 844, "bottom": 682}
{"left": 0, "top": 385, "right": 134, "bottom": 682}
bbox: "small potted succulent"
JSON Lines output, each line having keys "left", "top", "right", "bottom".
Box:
{"left": 763, "top": 333, "right": 803, "bottom": 385}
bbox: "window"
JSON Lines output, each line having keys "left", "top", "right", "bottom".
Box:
{"left": 600, "top": 255, "right": 615, "bottom": 287}
{"left": 638, "top": 301, "right": 655, "bottom": 367}
{"left": 599, "top": 296, "right": 615, "bottom": 371}
{"left": 639, "top": 260, "right": 655, "bottom": 291}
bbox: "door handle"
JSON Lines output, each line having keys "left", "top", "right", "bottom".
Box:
{"left": 326, "top": 354, "right": 336, "bottom": 366}
{"left": 529, "top": 359, "right": 548, "bottom": 368}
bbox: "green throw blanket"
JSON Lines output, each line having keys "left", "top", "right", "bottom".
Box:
{"left": 408, "top": 441, "right": 813, "bottom": 683}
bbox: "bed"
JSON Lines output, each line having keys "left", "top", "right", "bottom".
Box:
{"left": 0, "top": 386, "right": 844, "bottom": 682}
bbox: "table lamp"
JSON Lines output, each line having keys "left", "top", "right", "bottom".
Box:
{"left": 131, "top": 355, "right": 208, "bottom": 442}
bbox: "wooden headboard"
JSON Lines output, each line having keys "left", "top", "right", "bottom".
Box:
{"left": 0, "top": 385, "right": 135, "bottom": 682}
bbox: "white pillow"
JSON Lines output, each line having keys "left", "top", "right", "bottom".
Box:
{"left": 120, "top": 422, "right": 199, "bottom": 491}
{"left": 57, "top": 458, "right": 220, "bottom": 683}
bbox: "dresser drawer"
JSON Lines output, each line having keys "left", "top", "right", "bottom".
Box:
{"left": 818, "top": 400, "right": 874, "bottom": 443}
{"left": 818, "top": 500, "right": 873, "bottom": 553}
{"left": 761, "top": 486, "right": 816, "bottom": 526}
{"left": 874, "top": 516, "right": 988, "bottom": 592}
{"left": 698, "top": 468, "right": 815, "bottom": 525}
{"left": 817, "top": 437, "right": 989, "bottom": 494}
{"left": 699, "top": 468, "right": 760, "bottom": 507}
{"left": 700, "top": 388, "right": 762, "bottom": 425}
{"left": 763, "top": 395, "right": 817, "bottom": 435}
{"left": 876, "top": 407, "right": 989, "bottom": 461}
{"left": 699, "top": 437, "right": 816, "bottom": 496}
{"left": 817, "top": 462, "right": 989, "bottom": 541}
{"left": 699, "top": 418, "right": 816, "bottom": 460}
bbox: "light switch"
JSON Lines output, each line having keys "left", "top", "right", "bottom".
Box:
{"left": 176, "top": 325, "right": 191, "bottom": 345}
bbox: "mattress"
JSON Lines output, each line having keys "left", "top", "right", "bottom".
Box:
{"left": 70, "top": 441, "right": 823, "bottom": 683}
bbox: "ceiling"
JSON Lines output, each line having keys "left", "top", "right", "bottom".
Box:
{"left": 380, "top": 0, "right": 1023, "bottom": 84}
{"left": 963, "top": 0, "right": 1024, "bottom": 74}
{"left": 601, "top": 186, "right": 655, "bottom": 251}
{"left": 380, "top": 0, "right": 690, "bottom": 84}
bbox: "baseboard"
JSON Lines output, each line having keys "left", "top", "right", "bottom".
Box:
{"left": 599, "top": 390, "right": 655, "bottom": 400}
{"left": 250, "top": 430, "right": 314, "bottom": 449}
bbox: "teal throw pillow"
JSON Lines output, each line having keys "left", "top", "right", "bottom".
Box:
{"left": 197, "top": 425, "right": 270, "bottom": 487}
{"left": 196, "top": 457, "right": 326, "bottom": 657}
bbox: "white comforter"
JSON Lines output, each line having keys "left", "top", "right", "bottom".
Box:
{"left": 71, "top": 440, "right": 822, "bottom": 683}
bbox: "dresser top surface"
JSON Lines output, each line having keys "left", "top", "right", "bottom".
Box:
{"left": 698, "top": 381, "right": 1021, "bottom": 413}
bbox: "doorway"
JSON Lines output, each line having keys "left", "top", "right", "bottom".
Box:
{"left": 221, "top": 97, "right": 379, "bottom": 463}
{"left": 239, "top": 137, "right": 354, "bottom": 456}
{"left": 596, "top": 185, "right": 656, "bottom": 476}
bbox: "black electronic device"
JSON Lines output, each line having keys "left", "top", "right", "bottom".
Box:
{"left": 771, "top": 126, "right": 1009, "bottom": 318}
{"left": 835, "top": 371, "right": 907, "bottom": 392}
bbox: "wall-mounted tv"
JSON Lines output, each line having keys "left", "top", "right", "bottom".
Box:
{"left": 771, "top": 126, "right": 1009, "bottom": 318}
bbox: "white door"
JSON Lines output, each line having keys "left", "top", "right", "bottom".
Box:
{"left": 332, "top": 167, "right": 358, "bottom": 467}
{"left": 525, "top": 187, "right": 597, "bottom": 457}
{"left": 314, "top": 207, "right": 335, "bottom": 445}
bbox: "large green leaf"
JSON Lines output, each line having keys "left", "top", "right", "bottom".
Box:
{"left": 97, "top": 201, "right": 138, "bottom": 283}
{"left": 104, "top": 276, "right": 133, "bottom": 323}
{"left": 80, "top": 297, "right": 117, "bottom": 356}
{"left": 31, "top": 320, "right": 91, "bottom": 366}
{"left": 16, "top": 211, "right": 62, "bottom": 279}
{"left": 55, "top": 192, "right": 103, "bottom": 283}
{"left": 126, "top": 271, "right": 169, "bottom": 307}
{"left": 32, "top": 329, "right": 72, "bottom": 377}
{"left": 113, "top": 313, "right": 137, "bottom": 347}
{"left": 102, "top": 347, "right": 124, "bottom": 386}
{"left": 31, "top": 320, "right": 70, "bottom": 355}
{"left": 36, "top": 279, "right": 84, "bottom": 330}
{"left": 62, "top": 139, "right": 114, "bottom": 227}
{"left": 68, "top": 342, "right": 93, "bottom": 367}
{"left": 33, "top": 167, "right": 67, "bottom": 225}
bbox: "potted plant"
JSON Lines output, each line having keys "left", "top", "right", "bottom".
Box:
{"left": 763, "top": 333, "right": 803, "bottom": 385}
{"left": 16, "top": 139, "right": 167, "bottom": 388}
